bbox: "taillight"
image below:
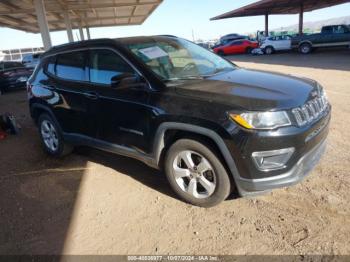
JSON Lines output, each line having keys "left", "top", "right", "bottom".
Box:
{"left": 26, "top": 82, "right": 33, "bottom": 93}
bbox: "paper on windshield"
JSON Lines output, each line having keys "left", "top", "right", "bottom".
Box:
{"left": 139, "top": 46, "right": 169, "bottom": 60}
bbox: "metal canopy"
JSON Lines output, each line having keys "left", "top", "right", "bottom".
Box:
{"left": 211, "top": 0, "right": 350, "bottom": 20}
{"left": 0, "top": 0, "right": 163, "bottom": 33}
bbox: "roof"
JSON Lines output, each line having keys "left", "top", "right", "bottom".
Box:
{"left": 0, "top": 0, "right": 163, "bottom": 33}
{"left": 41, "top": 35, "right": 176, "bottom": 57}
{"left": 211, "top": 0, "right": 350, "bottom": 20}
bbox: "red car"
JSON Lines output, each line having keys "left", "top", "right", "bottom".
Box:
{"left": 213, "top": 39, "right": 259, "bottom": 55}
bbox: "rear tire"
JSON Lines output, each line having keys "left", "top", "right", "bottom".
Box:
{"left": 38, "top": 113, "right": 73, "bottom": 157}
{"left": 164, "top": 139, "right": 231, "bottom": 207}
{"left": 299, "top": 43, "right": 312, "bottom": 54}
{"left": 264, "top": 46, "right": 274, "bottom": 55}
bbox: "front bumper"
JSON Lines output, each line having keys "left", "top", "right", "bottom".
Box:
{"left": 236, "top": 137, "right": 327, "bottom": 196}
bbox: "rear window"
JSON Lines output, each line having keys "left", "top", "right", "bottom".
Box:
{"left": 56, "top": 51, "right": 86, "bottom": 81}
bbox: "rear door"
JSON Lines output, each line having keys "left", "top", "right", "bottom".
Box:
{"left": 332, "top": 25, "right": 350, "bottom": 44}
{"left": 87, "top": 48, "right": 152, "bottom": 153}
{"left": 47, "top": 50, "right": 98, "bottom": 137}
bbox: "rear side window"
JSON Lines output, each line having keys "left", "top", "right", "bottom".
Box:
{"left": 89, "top": 49, "right": 135, "bottom": 85}
{"left": 333, "top": 25, "right": 345, "bottom": 34}
{"left": 4, "top": 62, "right": 23, "bottom": 69}
{"left": 56, "top": 51, "right": 86, "bottom": 81}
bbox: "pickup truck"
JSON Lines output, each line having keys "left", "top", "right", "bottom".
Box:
{"left": 292, "top": 24, "right": 350, "bottom": 54}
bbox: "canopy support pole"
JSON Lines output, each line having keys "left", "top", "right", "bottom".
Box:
{"left": 34, "top": 0, "right": 52, "bottom": 50}
{"left": 86, "top": 27, "right": 91, "bottom": 40}
{"left": 64, "top": 12, "right": 74, "bottom": 42}
{"left": 265, "top": 13, "right": 269, "bottom": 36}
{"left": 78, "top": 25, "right": 85, "bottom": 41}
{"left": 299, "top": 3, "right": 304, "bottom": 35}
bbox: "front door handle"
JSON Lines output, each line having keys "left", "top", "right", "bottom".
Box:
{"left": 84, "top": 92, "right": 99, "bottom": 100}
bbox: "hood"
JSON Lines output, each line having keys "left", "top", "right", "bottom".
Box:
{"left": 174, "top": 68, "right": 319, "bottom": 111}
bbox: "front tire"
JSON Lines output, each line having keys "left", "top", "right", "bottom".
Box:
{"left": 246, "top": 47, "right": 253, "bottom": 54}
{"left": 217, "top": 50, "right": 225, "bottom": 56}
{"left": 264, "top": 46, "right": 274, "bottom": 55}
{"left": 164, "top": 139, "right": 231, "bottom": 207}
{"left": 38, "top": 114, "right": 73, "bottom": 157}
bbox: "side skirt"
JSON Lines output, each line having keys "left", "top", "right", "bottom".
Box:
{"left": 63, "top": 133, "right": 159, "bottom": 169}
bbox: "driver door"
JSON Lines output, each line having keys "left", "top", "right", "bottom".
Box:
{"left": 88, "top": 49, "right": 152, "bottom": 153}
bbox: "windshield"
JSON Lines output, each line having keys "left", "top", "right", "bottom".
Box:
{"left": 124, "top": 37, "right": 236, "bottom": 81}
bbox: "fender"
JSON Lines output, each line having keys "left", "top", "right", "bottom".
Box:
{"left": 30, "top": 103, "right": 62, "bottom": 131}
{"left": 151, "top": 122, "right": 246, "bottom": 194}
{"left": 298, "top": 40, "right": 313, "bottom": 47}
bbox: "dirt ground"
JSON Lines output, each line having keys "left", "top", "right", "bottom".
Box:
{"left": 0, "top": 49, "right": 349, "bottom": 255}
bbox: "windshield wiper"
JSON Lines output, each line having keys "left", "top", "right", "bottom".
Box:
{"left": 165, "top": 75, "right": 204, "bottom": 82}
{"left": 203, "top": 67, "right": 233, "bottom": 78}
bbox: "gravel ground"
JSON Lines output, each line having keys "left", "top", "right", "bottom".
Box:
{"left": 0, "top": 50, "right": 349, "bottom": 255}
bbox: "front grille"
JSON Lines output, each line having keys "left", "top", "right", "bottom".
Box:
{"left": 292, "top": 95, "right": 328, "bottom": 127}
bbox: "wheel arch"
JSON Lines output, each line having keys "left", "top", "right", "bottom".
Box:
{"left": 152, "top": 122, "right": 241, "bottom": 189}
{"left": 298, "top": 40, "right": 313, "bottom": 48}
{"left": 30, "top": 103, "right": 61, "bottom": 130}
{"left": 265, "top": 45, "right": 275, "bottom": 51}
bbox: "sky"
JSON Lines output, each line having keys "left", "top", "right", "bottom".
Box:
{"left": 0, "top": 0, "right": 350, "bottom": 50}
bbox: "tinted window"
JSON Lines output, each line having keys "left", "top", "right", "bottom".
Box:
{"left": 89, "top": 49, "right": 134, "bottom": 85}
{"left": 47, "top": 56, "right": 56, "bottom": 75}
{"left": 322, "top": 26, "right": 332, "bottom": 34}
{"left": 4, "top": 62, "right": 23, "bottom": 69}
{"left": 56, "top": 51, "right": 86, "bottom": 81}
{"left": 231, "top": 41, "right": 243, "bottom": 46}
{"left": 333, "top": 25, "right": 345, "bottom": 34}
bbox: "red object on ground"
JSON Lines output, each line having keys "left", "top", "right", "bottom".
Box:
{"left": 214, "top": 40, "right": 259, "bottom": 55}
{"left": 0, "top": 130, "right": 7, "bottom": 140}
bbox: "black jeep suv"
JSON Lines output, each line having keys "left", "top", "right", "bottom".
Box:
{"left": 27, "top": 36, "right": 331, "bottom": 207}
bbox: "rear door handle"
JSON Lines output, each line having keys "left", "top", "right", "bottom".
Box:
{"left": 84, "top": 92, "right": 99, "bottom": 100}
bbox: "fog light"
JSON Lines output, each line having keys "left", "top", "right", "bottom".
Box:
{"left": 252, "top": 148, "right": 295, "bottom": 171}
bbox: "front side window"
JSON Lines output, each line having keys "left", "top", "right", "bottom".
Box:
{"left": 124, "top": 37, "right": 235, "bottom": 81}
{"left": 46, "top": 56, "right": 56, "bottom": 75}
{"left": 89, "top": 49, "right": 135, "bottom": 85}
{"left": 56, "top": 51, "right": 86, "bottom": 81}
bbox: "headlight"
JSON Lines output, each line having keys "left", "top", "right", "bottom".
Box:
{"left": 230, "top": 111, "right": 291, "bottom": 130}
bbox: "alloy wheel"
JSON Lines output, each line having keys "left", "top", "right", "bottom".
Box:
{"left": 172, "top": 150, "right": 216, "bottom": 199}
{"left": 265, "top": 47, "right": 273, "bottom": 55}
{"left": 301, "top": 45, "right": 311, "bottom": 54}
{"left": 41, "top": 120, "right": 59, "bottom": 152}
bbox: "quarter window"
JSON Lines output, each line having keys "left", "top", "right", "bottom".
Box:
{"left": 56, "top": 51, "right": 86, "bottom": 81}
{"left": 89, "top": 49, "right": 135, "bottom": 85}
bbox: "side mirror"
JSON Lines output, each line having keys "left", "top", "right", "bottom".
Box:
{"left": 111, "top": 73, "right": 141, "bottom": 88}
